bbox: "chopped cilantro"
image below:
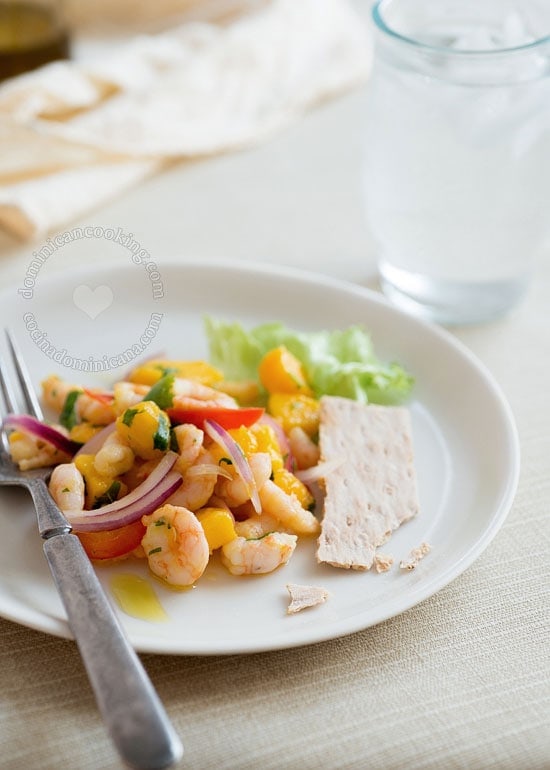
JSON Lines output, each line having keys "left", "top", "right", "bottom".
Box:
{"left": 59, "top": 390, "right": 82, "bottom": 430}
{"left": 148, "top": 547, "right": 162, "bottom": 555}
{"left": 122, "top": 407, "right": 139, "bottom": 427}
{"left": 153, "top": 412, "right": 170, "bottom": 451}
{"left": 219, "top": 457, "right": 233, "bottom": 466}
{"left": 92, "top": 481, "right": 121, "bottom": 509}
{"left": 246, "top": 531, "right": 275, "bottom": 541}
{"left": 61, "top": 487, "right": 70, "bottom": 493}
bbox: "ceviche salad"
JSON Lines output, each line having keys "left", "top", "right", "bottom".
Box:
{"left": 5, "top": 320, "right": 413, "bottom": 588}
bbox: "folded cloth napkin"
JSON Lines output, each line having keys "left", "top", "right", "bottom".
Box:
{"left": 0, "top": 0, "right": 371, "bottom": 241}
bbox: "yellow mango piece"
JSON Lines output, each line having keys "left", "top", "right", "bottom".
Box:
{"left": 272, "top": 468, "right": 314, "bottom": 510}
{"left": 258, "top": 346, "right": 312, "bottom": 395}
{"left": 69, "top": 423, "right": 103, "bottom": 445}
{"left": 74, "top": 454, "right": 123, "bottom": 510}
{"left": 267, "top": 393, "right": 320, "bottom": 438}
{"left": 196, "top": 507, "right": 237, "bottom": 552}
{"left": 250, "top": 423, "right": 284, "bottom": 471}
{"left": 227, "top": 426, "right": 258, "bottom": 457}
{"left": 128, "top": 360, "right": 223, "bottom": 387}
{"left": 115, "top": 400, "right": 170, "bottom": 460}
{"left": 227, "top": 424, "right": 284, "bottom": 471}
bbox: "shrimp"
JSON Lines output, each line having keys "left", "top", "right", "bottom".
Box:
{"left": 172, "top": 377, "right": 237, "bottom": 410}
{"left": 141, "top": 504, "right": 209, "bottom": 587}
{"left": 234, "top": 512, "right": 287, "bottom": 539}
{"left": 9, "top": 429, "right": 71, "bottom": 471}
{"left": 288, "top": 426, "right": 320, "bottom": 470}
{"left": 166, "top": 449, "right": 219, "bottom": 511}
{"left": 214, "top": 379, "right": 260, "bottom": 405}
{"left": 172, "top": 424, "right": 204, "bottom": 474}
{"left": 259, "top": 479, "right": 321, "bottom": 536}
{"left": 42, "top": 375, "right": 115, "bottom": 425}
{"left": 220, "top": 532, "right": 297, "bottom": 576}
{"left": 94, "top": 432, "right": 134, "bottom": 477}
{"left": 49, "top": 463, "right": 85, "bottom": 512}
{"left": 112, "top": 381, "right": 149, "bottom": 416}
{"left": 215, "top": 452, "right": 272, "bottom": 508}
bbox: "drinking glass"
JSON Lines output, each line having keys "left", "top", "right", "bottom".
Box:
{"left": 0, "top": 0, "right": 70, "bottom": 81}
{"left": 363, "top": 0, "right": 550, "bottom": 324}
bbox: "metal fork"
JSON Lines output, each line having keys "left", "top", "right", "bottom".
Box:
{"left": 0, "top": 330, "right": 183, "bottom": 770}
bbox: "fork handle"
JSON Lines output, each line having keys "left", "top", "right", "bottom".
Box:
{"left": 43, "top": 532, "right": 183, "bottom": 770}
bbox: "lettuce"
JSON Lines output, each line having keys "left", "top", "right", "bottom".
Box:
{"left": 204, "top": 317, "right": 413, "bottom": 404}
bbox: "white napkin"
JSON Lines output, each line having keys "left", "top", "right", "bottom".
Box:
{"left": 0, "top": 0, "right": 371, "bottom": 241}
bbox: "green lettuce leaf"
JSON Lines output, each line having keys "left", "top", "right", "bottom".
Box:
{"left": 204, "top": 317, "right": 413, "bottom": 405}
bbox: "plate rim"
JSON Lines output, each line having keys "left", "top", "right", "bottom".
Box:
{"left": 0, "top": 258, "right": 521, "bottom": 654}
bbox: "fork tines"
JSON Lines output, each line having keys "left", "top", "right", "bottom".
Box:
{"left": 3, "top": 330, "right": 43, "bottom": 421}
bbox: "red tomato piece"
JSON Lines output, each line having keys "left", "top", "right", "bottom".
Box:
{"left": 76, "top": 520, "right": 146, "bottom": 561}
{"left": 166, "top": 406, "right": 264, "bottom": 430}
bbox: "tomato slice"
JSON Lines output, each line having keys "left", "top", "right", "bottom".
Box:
{"left": 76, "top": 520, "right": 146, "bottom": 561}
{"left": 167, "top": 406, "right": 264, "bottom": 430}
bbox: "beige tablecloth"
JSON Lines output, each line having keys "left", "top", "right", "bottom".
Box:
{"left": 0, "top": 20, "right": 549, "bottom": 770}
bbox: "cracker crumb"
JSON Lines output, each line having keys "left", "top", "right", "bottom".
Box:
{"left": 373, "top": 553, "right": 394, "bottom": 573}
{"left": 400, "top": 542, "right": 431, "bottom": 571}
{"left": 286, "top": 583, "right": 330, "bottom": 614}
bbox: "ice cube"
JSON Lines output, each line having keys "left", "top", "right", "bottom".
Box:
{"left": 451, "top": 12, "right": 536, "bottom": 51}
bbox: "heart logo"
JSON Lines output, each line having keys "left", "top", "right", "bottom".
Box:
{"left": 72, "top": 284, "right": 114, "bottom": 320}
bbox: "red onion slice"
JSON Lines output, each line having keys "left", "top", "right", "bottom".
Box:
{"left": 3, "top": 414, "right": 81, "bottom": 457}
{"left": 185, "top": 463, "right": 233, "bottom": 481}
{"left": 204, "top": 418, "right": 261, "bottom": 513}
{"left": 258, "top": 413, "right": 295, "bottom": 471}
{"left": 67, "top": 471, "right": 182, "bottom": 532}
{"left": 70, "top": 450, "right": 179, "bottom": 520}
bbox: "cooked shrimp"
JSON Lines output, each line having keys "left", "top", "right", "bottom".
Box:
{"left": 42, "top": 375, "right": 115, "bottom": 425}
{"left": 259, "top": 479, "right": 321, "bottom": 535}
{"left": 215, "top": 452, "right": 272, "bottom": 508}
{"left": 172, "top": 424, "right": 204, "bottom": 474}
{"left": 94, "top": 432, "right": 134, "bottom": 477}
{"left": 234, "top": 512, "right": 286, "bottom": 539}
{"left": 220, "top": 532, "right": 297, "bottom": 575}
{"left": 42, "top": 375, "right": 74, "bottom": 412}
{"left": 49, "top": 463, "right": 85, "bottom": 511}
{"left": 172, "top": 377, "right": 237, "bottom": 410}
{"left": 214, "top": 379, "right": 260, "bottom": 405}
{"left": 113, "top": 381, "right": 149, "bottom": 415}
{"left": 9, "top": 429, "right": 71, "bottom": 471}
{"left": 166, "top": 449, "right": 219, "bottom": 511}
{"left": 288, "top": 426, "right": 320, "bottom": 470}
{"left": 141, "top": 504, "right": 209, "bottom": 587}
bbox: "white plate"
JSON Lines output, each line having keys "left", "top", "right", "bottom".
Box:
{"left": 0, "top": 260, "right": 519, "bottom": 655}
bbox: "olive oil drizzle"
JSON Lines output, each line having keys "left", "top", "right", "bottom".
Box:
{"left": 110, "top": 573, "right": 169, "bottom": 623}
